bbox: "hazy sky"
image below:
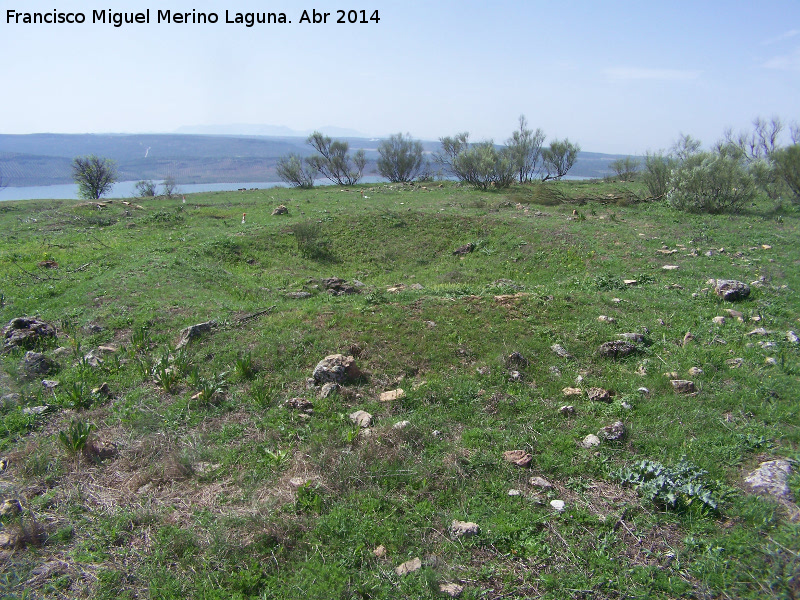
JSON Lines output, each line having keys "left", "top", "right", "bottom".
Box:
{"left": 2, "top": 0, "right": 798, "bottom": 153}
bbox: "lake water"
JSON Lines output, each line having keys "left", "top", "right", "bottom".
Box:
{"left": 0, "top": 176, "right": 388, "bottom": 201}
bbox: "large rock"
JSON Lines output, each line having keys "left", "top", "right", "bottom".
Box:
{"left": 598, "top": 421, "right": 626, "bottom": 442}
{"left": 2, "top": 317, "right": 56, "bottom": 351}
{"left": 321, "top": 278, "right": 360, "bottom": 296}
{"left": 176, "top": 321, "right": 217, "bottom": 349}
{"left": 312, "top": 354, "right": 361, "bottom": 384}
{"left": 744, "top": 459, "right": 793, "bottom": 500}
{"left": 597, "top": 340, "right": 636, "bottom": 358}
{"left": 714, "top": 279, "right": 750, "bottom": 301}
{"left": 22, "top": 351, "right": 56, "bottom": 376}
{"left": 449, "top": 520, "right": 480, "bottom": 539}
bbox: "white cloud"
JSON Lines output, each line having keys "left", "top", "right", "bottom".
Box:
{"left": 763, "top": 47, "right": 800, "bottom": 71}
{"left": 604, "top": 67, "right": 702, "bottom": 81}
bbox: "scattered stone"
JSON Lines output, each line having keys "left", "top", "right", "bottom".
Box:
{"left": 529, "top": 476, "right": 554, "bottom": 490}
{"left": 424, "top": 320, "right": 436, "bottom": 328}
{"left": 638, "top": 387, "right": 650, "bottom": 395}
{"left": 714, "top": 280, "right": 750, "bottom": 301}
{"left": 587, "top": 387, "right": 612, "bottom": 403}
{"left": 744, "top": 459, "right": 793, "bottom": 500}
{"left": 558, "top": 405, "right": 575, "bottom": 416}
{"left": 22, "top": 405, "right": 49, "bottom": 416}
{"left": 176, "top": 321, "right": 216, "bottom": 350}
{"left": 611, "top": 297, "right": 622, "bottom": 303}
{"left": 682, "top": 332, "right": 694, "bottom": 346}
{"left": 83, "top": 351, "right": 103, "bottom": 368}
{"left": 321, "top": 277, "right": 360, "bottom": 296}
{"left": 41, "top": 379, "right": 59, "bottom": 389}
{"left": 312, "top": 354, "right": 361, "bottom": 385}
{"left": 550, "top": 499, "right": 566, "bottom": 511}
{"left": 621, "top": 401, "right": 633, "bottom": 410}
{"left": 386, "top": 284, "right": 406, "bottom": 293}
{"left": 439, "top": 583, "right": 464, "bottom": 598}
{"left": 508, "top": 489, "right": 523, "bottom": 496}
{"left": 726, "top": 309, "right": 744, "bottom": 321}
{"left": 349, "top": 410, "right": 372, "bottom": 428}
{"left": 712, "top": 316, "right": 726, "bottom": 325}
{"left": 688, "top": 367, "right": 703, "bottom": 376}
{"left": 286, "top": 291, "right": 312, "bottom": 299}
{"left": 409, "top": 283, "right": 424, "bottom": 290}
{"left": 97, "top": 345, "right": 118, "bottom": 353}
{"left": 657, "top": 249, "right": 677, "bottom": 255}
{"left": 671, "top": 380, "right": 696, "bottom": 394}
{"left": 432, "top": 430, "right": 443, "bottom": 437}
{"left": 623, "top": 279, "right": 637, "bottom": 285}
{"left": 765, "top": 357, "right": 778, "bottom": 366}
{"left": 0, "top": 499, "right": 22, "bottom": 517}
{"left": 787, "top": 331, "right": 799, "bottom": 344}
{"left": 597, "top": 340, "right": 636, "bottom": 358}
{"left": 618, "top": 332, "right": 645, "bottom": 343}
{"left": 503, "top": 450, "right": 533, "bottom": 467}
{"left": 395, "top": 557, "right": 422, "bottom": 576}
{"left": 562, "top": 387, "right": 582, "bottom": 397}
{"left": 599, "top": 421, "right": 626, "bottom": 441}
{"left": 22, "top": 351, "right": 56, "bottom": 376}
{"left": 0, "top": 530, "right": 21, "bottom": 550}
{"left": 450, "top": 520, "right": 480, "bottom": 539}
{"left": 92, "top": 382, "right": 111, "bottom": 397}
{"left": 319, "top": 382, "right": 340, "bottom": 399}
{"left": 549, "top": 366, "right": 562, "bottom": 378}
{"left": 1, "top": 317, "right": 57, "bottom": 351}
{"left": 581, "top": 434, "right": 601, "bottom": 448}
{"left": 662, "top": 265, "right": 680, "bottom": 270}
{"left": 746, "top": 328, "right": 770, "bottom": 336}
{"left": 284, "top": 398, "right": 313, "bottom": 412}
{"left": 750, "top": 316, "right": 762, "bottom": 322}
{"left": 452, "top": 243, "right": 475, "bottom": 256}
{"left": 272, "top": 205, "right": 288, "bottom": 215}
{"left": 663, "top": 371, "right": 679, "bottom": 379}
{"left": 506, "top": 351, "right": 529, "bottom": 367}
{"left": 508, "top": 370, "right": 524, "bottom": 382}
{"left": 726, "top": 358, "right": 745, "bottom": 368}
{"left": 372, "top": 545, "right": 387, "bottom": 558}
{"left": 550, "top": 344, "right": 572, "bottom": 359}
{"left": 380, "top": 388, "right": 405, "bottom": 402}
{"left": 87, "top": 438, "right": 118, "bottom": 460}
{"left": 761, "top": 244, "right": 772, "bottom": 250}
{"left": 393, "top": 420, "right": 411, "bottom": 430}
{"left": 597, "top": 315, "right": 616, "bottom": 323}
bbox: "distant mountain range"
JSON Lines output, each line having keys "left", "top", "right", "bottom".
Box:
{"left": 0, "top": 133, "right": 631, "bottom": 187}
{"left": 174, "top": 124, "right": 367, "bottom": 138}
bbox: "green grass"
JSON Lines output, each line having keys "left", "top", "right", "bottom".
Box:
{"left": 0, "top": 181, "right": 798, "bottom": 599}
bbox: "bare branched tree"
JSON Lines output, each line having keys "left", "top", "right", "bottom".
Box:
{"left": 506, "top": 115, "right": 545, "bottom": 183}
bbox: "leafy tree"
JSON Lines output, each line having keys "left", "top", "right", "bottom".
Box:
{"left": 609, "top": 156, "right": 640, "bottom": 181}
{"left": 506, "top": 115, "right": 546, "bottom": 183}
{"left": 541, "top": 138, "right": 580, "bottom": 180}
{"left": 771, "top": 144, "right": 800, "bottom": 201}
{"left": 71, "top": 155, "right": 117, "bottom": 200}
{"left": 377, "top": 133, "right": 428, "bottom": 182}
{"left": 134, "top": 180, "right": 157, "bottom": 197}
{"left": 162, "top": 175, "right": 178, "bottom": 198}
{"left": 667, "top": 150, "right": 755, "bottom": 214}
{"left": 453, "top": 142, "right": 515, "bottom": 189}
{"left": 641, "top": 152, "right": 676, "bottom": 199}
{"left": 306, "top": 131, "right": 366, "bottom": 186}
{"left": 276, "top": 153, "right": 315, "bottom": 188}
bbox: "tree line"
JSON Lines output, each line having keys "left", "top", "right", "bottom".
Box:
{"left": 67, "top": 114, "right": 800, "bottom": 214}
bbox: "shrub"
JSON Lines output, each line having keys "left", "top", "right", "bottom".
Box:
{"left": 609, "top": 156, "right": 640, "bottom": 181}
{"left": 276, "top": 154, "right": 315, "bottom": 188}
{"left": 134, "top": 180, "right": 157, "bottom": 198}
{"left": 377, "top": 133, "right": 428, "bottom": 183}
{"left": 667, "top": 150, "right": 755, "bottom": 213}
{"left": 290, "top": 221, "right": 332, "bottom": 260}
{"left": 641, "top": 152, "right": 676, "bottom": 199}
{"left": 771, "top": 144, "right": 800, "bottom": 202}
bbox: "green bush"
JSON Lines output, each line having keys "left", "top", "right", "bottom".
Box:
{"left": 641, "top": 152, "right": 675, "bottom": 199}
{"left": 667, "top": 150, "right": 755, "bottom": 213}
{"left": 771, "top": 144, "right": 800, "bottom": 201}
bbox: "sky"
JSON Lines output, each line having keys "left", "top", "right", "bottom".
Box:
{"left": 1, "top": 0, "right": 799, "bottom": 154}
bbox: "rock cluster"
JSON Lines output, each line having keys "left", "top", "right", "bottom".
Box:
{"left": 2, "top": 317, "right": 56, "bottom": 351}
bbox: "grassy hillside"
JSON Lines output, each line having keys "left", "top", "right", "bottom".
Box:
{"left": 0, "top": 181, "right": 798, "bottom": 599}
